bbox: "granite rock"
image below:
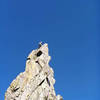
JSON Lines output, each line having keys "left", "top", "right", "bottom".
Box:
{"left": 5, "top": 43, "right": 63, "bottom": 100}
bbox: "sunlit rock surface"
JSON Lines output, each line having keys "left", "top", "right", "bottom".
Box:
{"left": 5, "top": 43, "right": 63, "bottom": 100}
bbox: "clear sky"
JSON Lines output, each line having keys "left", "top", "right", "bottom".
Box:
{"left": 0, "top": 0, "right": 99, "bottom": 100}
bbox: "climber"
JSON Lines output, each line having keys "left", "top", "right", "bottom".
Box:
{"left": 38, "top": 41, "right": 42, "bottom": 48}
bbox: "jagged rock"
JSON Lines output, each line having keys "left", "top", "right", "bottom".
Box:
{"left": 5, "top": 43, "right": 63, "bottom": 100}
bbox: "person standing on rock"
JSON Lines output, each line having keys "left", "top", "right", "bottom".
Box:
{"left": 38, "top": 41, "right": 42, "bottom": 48}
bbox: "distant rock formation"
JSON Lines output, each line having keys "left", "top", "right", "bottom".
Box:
{"left": 5, "top": 43, "right": 63, "bottom": 100}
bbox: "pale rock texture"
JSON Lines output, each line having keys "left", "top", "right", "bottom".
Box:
{"left": 5, "top": 43, "right": 63, "bottom": 100}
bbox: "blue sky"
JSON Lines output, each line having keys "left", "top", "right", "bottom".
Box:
{"left": 0, "top": 0, "right": 99, "bottom": 100}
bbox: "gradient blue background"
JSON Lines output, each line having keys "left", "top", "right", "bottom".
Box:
{"left": 0, "top": 0, "right": 99, "bottom": 100}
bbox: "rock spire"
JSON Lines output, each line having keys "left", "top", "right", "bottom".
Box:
{"left": 5, "top": 43, "right": 63, "bottom": 100}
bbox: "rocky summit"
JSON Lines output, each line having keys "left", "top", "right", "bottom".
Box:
{"left": 5, "top": 43, "right": 63, "bottom": 100}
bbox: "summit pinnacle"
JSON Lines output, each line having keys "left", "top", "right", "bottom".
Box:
{"left": 5, "top": 43, "right": 63, "bottom": 100}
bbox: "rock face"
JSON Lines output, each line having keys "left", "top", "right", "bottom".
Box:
{"left": 5, "top": 43, "right": 63, "bottom": 100}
